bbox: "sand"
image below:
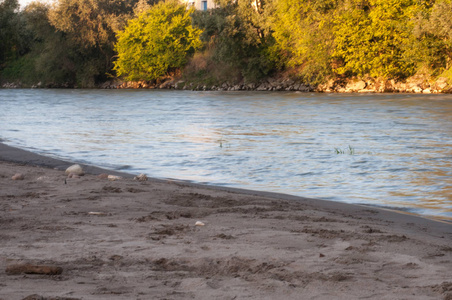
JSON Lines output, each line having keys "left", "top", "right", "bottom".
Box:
{"left": 0, "top": 143, "right": 451, "bottom": 300}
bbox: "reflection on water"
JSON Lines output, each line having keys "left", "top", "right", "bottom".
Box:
{"left": 0, "top": 89, "right": 451, "bottom": 220}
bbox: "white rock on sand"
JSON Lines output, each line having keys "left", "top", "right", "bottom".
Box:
{"left": 11, "top": 173, "right": 24, "bottom": 180}
{"left": 107, "top": 175, "right": 122, "bottom": 181}
{"left": 65, "top": 164, "right": 84, "bottom": 176}
{"left": 134, "top": 173, "right": 148, "bottom": 181}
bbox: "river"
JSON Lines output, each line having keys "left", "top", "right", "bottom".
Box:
{"left": 1, "top": 89, "right": 451, "bottom": 220}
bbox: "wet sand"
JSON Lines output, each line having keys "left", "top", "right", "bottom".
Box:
{"left": 0, "top": 143, "right": 451, "bottom": 299}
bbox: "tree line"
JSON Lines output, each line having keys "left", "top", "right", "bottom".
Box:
{"left": 1, "top": 0, "right": 451, "bottom": 88}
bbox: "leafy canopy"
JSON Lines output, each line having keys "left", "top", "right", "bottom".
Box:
{"left": 114, "top": 0, "right": 202, "bottom": 81}
{"left": 0, "top": 0, "right": 28, "bottom": 66}
{"left": 188, "top": 0, "right": 276, "bottom": 84}
{"left": 48, "top": 0, "right": 137, "bottom": 49}
{"left": 37, "top": 0, "right": 140, "bottom": 86}
{"left": 333, "top": 0, "right": 419, "bottom": 78}
{"left": 413, "top": 0, "right": 452, "bottom": 73}
{"left": 269, "top": 0, "right": 337, "bottom": 84}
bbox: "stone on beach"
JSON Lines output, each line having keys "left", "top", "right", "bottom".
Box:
{"left": 195, "top": 221, "right": 205, "bottom": 226}
{"left": 108, "top": 175, "right": 122, "bottom": 181}
{"left": 11, "top": 173, "right": 25, "bottom": 180}
{"left": 134, "top": 173, "right": 148, "bottom": 181}
{"left": 65, "top": 164, "right": 84, "bottom": 176}
{"left": 88, "top": 211, "right": 107, "bottom": 216}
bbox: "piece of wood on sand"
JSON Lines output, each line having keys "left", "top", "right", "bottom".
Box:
{"left": 5, "top": 264, "right": 63, "bottom": 275}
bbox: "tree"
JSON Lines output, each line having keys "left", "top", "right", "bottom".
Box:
{"left": 48, "top": 0, "right": 137, "bottom": 49}
{"left": 2, "top": 0, "right": 143, "bottom": 87}
{"left": 188, "top": 0, "right": 276, "bottom": 84}
{"left": 0, "top": 0, "right": 27, "bottom": 68}
{"left": 268, "top": 0, "right": 338, "bottom": 84}
{"left": 47, "top": 0, "right": 139, "bottom": 86}
{"left": 113, "top": 0, "right": 202, "bottom": 81}
{"left": 333, "top": 0, "right": 419, "bottom": 79}
{"left": 412, "top": 0, "right": 452, "bottom": 73}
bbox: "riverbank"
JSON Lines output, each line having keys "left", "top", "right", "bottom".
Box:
{"left": 3, "top": 74, "right": 452, "bottom": 93}
{"left": 0, "top": 144, "right": 452, "bottom": 299}
{"left": 113, "top": 74, "right": 452, "bottom": 93}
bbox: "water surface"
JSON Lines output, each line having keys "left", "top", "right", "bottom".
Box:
{"left": 1, "top": 89, "right": 451, "bottom": 220}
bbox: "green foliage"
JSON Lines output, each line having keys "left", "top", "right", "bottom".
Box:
{"left": 412, "top": 0, "right": 452, "bottom": 72}
{"left": 47, "top": 0, "right": 139, "bottom": 85}
{"left": 1, "top": 1, "right": 85, "bottom": 86}
{"left": 0, "top": 0, "right": 19, "bottom": 64}
{"left": 188, "top": 0, "right": 276, "bottom": 84}
{"left": 333, "top": 0, "right": 419, "bottom": 78}
{"left": 268, "top": 0, "right": 337, "bottom": 84}
{"left": 48, "top": 0, "right": 136, "bottom": 49}
{"left": 1, "top": 0, "right": 452, "bottom": 87}
{"left": 113, "top": 0, "right": 202, "bottom": 82}
{"left": 1, "top": 0, "right": 142, "bottom": 87}
{"left": 0, "top": 0, "right": 30, "bottom": 68}
{"left": 439, "top": 67, "right": 452, "bottom": 84}
{"left": 21, "top": 2, "right": 77, "bottom": 84}
{"left": 1, "top": 54, "right": 38, "bottom": 83}
{"left": 335, "top": 145, "right": 355, "bottom": 155}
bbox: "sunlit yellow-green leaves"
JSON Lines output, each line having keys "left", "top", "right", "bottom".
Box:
{"left": 333, "top": 0, "right": 419, "bottom": 78}
{"left": 2, "top": 0, "right": 452, "bottom": 87}
{"left": 113, "top": 0, "right": 202, "bottom": 82}
{"left": 413, "top": 0, "right": 452, "bottom": 73}
{"left": 269, "top": 0, "right": 337, "bottom": 84}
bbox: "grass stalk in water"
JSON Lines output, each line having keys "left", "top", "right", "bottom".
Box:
{"left": 335, "top": 145, "right": 355, "bottom": 155}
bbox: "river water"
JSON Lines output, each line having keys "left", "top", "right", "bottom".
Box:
{"left": 1, "top": 89, "right": 451, "bottom": 220}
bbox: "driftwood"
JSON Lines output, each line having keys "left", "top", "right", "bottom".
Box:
{"left": 21, "top": 294, "right": 80, "bottom": 300}
{"left": 5, "top": 264, "right": 63, "bottom": 275}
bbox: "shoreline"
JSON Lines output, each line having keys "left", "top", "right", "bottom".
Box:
{"left": 1, "top": 142, "right": 451, "bottom": 228}
{"left": 2, "top": 141, "right": 451, "bottom": 226}
{"left": 1, "top": 143, "right": 452, "bottom": 299}
{"left": 2, "top": 73, "right": 452, "bottom": 93}
{"left": 2, "top": 85, "right": 452, "bottom": 94}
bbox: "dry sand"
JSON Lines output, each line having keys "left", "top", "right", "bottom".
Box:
{"left": 0, "top": 144, "right": 451, "bottom": 300}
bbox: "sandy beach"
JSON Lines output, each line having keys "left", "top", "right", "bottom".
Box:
{"left": 0, "top": 143, "right": 451, "bottom": 300}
